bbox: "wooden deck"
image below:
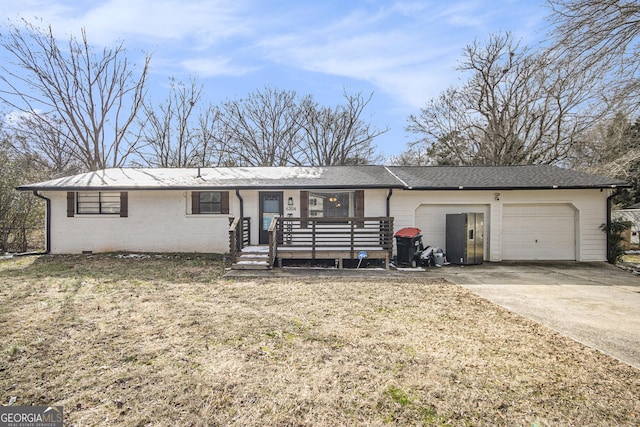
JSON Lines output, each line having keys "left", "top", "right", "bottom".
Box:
{"left": 230, "top": 216, "right": 394, "bottom": 269}
{"left": 276, "top": 247, "right": 391, "bottom": 268}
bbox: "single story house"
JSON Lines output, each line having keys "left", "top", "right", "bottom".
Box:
{"left": 18, "top": 165, "right": 627, "bottom": 268}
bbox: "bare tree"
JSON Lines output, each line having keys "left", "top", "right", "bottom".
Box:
{"left": 571, "top": 113, "right": 640, "bottom": 204}
{"left": 295, "top": 91, "right": 385, "bottom": 166}
{"left": 405, "top": 87, "right": 475, "bottom": 165}
{"left": 385, "top": 145, "right": 431, "bottom": 166}
{"left": 138, "top": 77, "right": 203, "bottom": 167}
{"left": 218, "top": 87, "right": 302, "bottom": 166}
{"left": 0, "top": 20, "right": 150, "bottom": 171}
{"left": 193, "top": 104, "right": 230, "bottom": 167}
{"left": 546, "top": 1, "right": 640, "bottom": 205}
{"left": 216, "top": 87, "right": 383, "bottom": 166}
{"left": 8, "top": 113, "right": 82, "bottom": 176}
{"left": 137, "top": 84, "right": 384, "bottom": 168}
{"left": 570, "top": 112, "right": 634, "bottom": 168}
{"left": 406, "top": 33, "right": 601, "bottom": 165}
{"left": 548, "top": 0, "right": 640, "bottom": 109}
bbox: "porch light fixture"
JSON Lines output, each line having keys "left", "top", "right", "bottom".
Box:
{"left": 329, "top": 195, "right": 338, "bottom": 202}
{"left": 288, "top": 196, "right": 293, "bottom": 206}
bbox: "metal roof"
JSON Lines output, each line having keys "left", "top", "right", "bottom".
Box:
{"left": 18, "top": 164, "right": 628, "bottom": 191}
{"left": 18, "top": 166, "right": 404, "bottom": 191}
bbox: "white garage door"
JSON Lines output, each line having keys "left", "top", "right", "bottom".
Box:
{"left": 414, "top": 204, "right": 489, "bottom": 256}
{"left": 502, "top": 204, "right": 576, "bottom": 260}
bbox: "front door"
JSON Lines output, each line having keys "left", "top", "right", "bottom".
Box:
{"left": 259, "top": 192, "right": 283, "bottom": 244}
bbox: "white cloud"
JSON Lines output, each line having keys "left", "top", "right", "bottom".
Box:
{"left": 4, "top": 110, "right": 32, "bottom": 126}
{"left": 2, "top": 109, "right": 46, "bottom": 130}
{"left": 180, "top": 57, "right": 256, "bottom": 78}
{"left": 1, "top": 0, "right": 548, "bottom": 146}
{"left": 3, "top": 0, "right": 251, "bottom": 47}
{"left": 252, "top": 1, "right": 546, "bottom": 109}
{"left": 255, "top": 8, "right": 468, "bottom": 108}
{"left": 2, "top": 0, "right": 256, "bottom": 79}
{"left": 434, "top": 1, "right": 491, "bottom": 27}
{"left": 84, "top": 0, "right": 250, "bottom": 45}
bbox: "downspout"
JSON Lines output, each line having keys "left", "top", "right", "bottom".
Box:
{"left": 235, "top": 189, "right": 245, "bottom": 247}
{"left": 386, "top": 188, "right": 394, "bottom": 261}
{"left": 32, "top": 190, "right": 51, "bottom": 254}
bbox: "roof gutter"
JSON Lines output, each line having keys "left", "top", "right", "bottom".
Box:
{"left": 17, "top": 183, "right": 628, "bottom": 192}
{"left": 17, "top": 184, "right": 406, "bottom": 192}
{"left": 32, "top": 191, "right": 51, "bottom": 254}
{"left": 402, "top": 184, "right": 629, "bottom": 191}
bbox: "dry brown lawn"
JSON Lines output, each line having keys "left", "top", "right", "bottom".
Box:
{"left": 623, "top": 253, "right": 640, "bottom": 264}
{"left": 1, "top": 254, "right": 639, "bottom": 426}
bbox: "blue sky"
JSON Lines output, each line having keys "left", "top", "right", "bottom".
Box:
{"left": 2, "top": 0, "right": 550, "bottom": 159}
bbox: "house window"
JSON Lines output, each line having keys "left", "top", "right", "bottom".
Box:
{"left": 308, "top": 192, "right": 355, "bottom": 218}
{"left": 191, "top": 191, "right": 229, "bottom": 214}
{"left": 76, "top": 191, "right": 121, "bottom": 214}
{"left": 200, "top": 191, "right": 222, "bottom": 213}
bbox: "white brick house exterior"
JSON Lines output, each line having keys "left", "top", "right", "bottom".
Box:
{"left": 19, "top": 165, "right": 626, "bottom": 262}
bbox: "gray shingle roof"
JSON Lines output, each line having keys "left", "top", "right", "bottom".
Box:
{"left": 388, "top": 165, "right": 628, "bottom": 190}
{"left": 18, "top": 164, "right": 628, "bottom": 191}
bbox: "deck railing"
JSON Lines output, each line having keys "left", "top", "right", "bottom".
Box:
{"left": 268, "top": 216, "right": 279, "bottom": 267}
{"left": 229, "top": 217, "right": 251, "bottom": 259}
{"left": 275, "top": 216, "right": 394, "bottom": 260}
{"left": 241, "top": 217, "right": 250, "bottom": 247}
{"left": 232, "top": 216, "right": 394, "bottom": 268}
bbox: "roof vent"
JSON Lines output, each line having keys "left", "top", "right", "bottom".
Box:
{"left": 197, "top": 167, "right": 201, "bottom": 178}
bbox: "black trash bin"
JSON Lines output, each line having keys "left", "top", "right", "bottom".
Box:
{"left": 394, "top": 227, "right": 423, "bottom": 267}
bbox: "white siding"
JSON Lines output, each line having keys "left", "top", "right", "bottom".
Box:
{"left": 238, "top": 189, "right": 261, "bottom": 246}
{"left": 45, "top": 190, "right": 234, "bottom": 254}
{"left": 43, "top": 187, "right": 610, "bottom": 261}
{"left": 390, "top": 189, "right": 610, "bottom": 262}
{"left": 363, "top": 189, "right": 391, "bottom": 217}
{"left": 414, "top": 204, "right": 490, "bottom": 259}
{"left": 237, "top": 188, "right": 389, "bottom": 246}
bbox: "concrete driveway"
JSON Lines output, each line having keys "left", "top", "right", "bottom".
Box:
{"left": 437, "top": 262, "right": 640, "bottom": 370}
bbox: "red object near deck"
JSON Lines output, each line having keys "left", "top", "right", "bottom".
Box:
{"left": 394, "top": 227, "right": 422, "bottom": 238}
